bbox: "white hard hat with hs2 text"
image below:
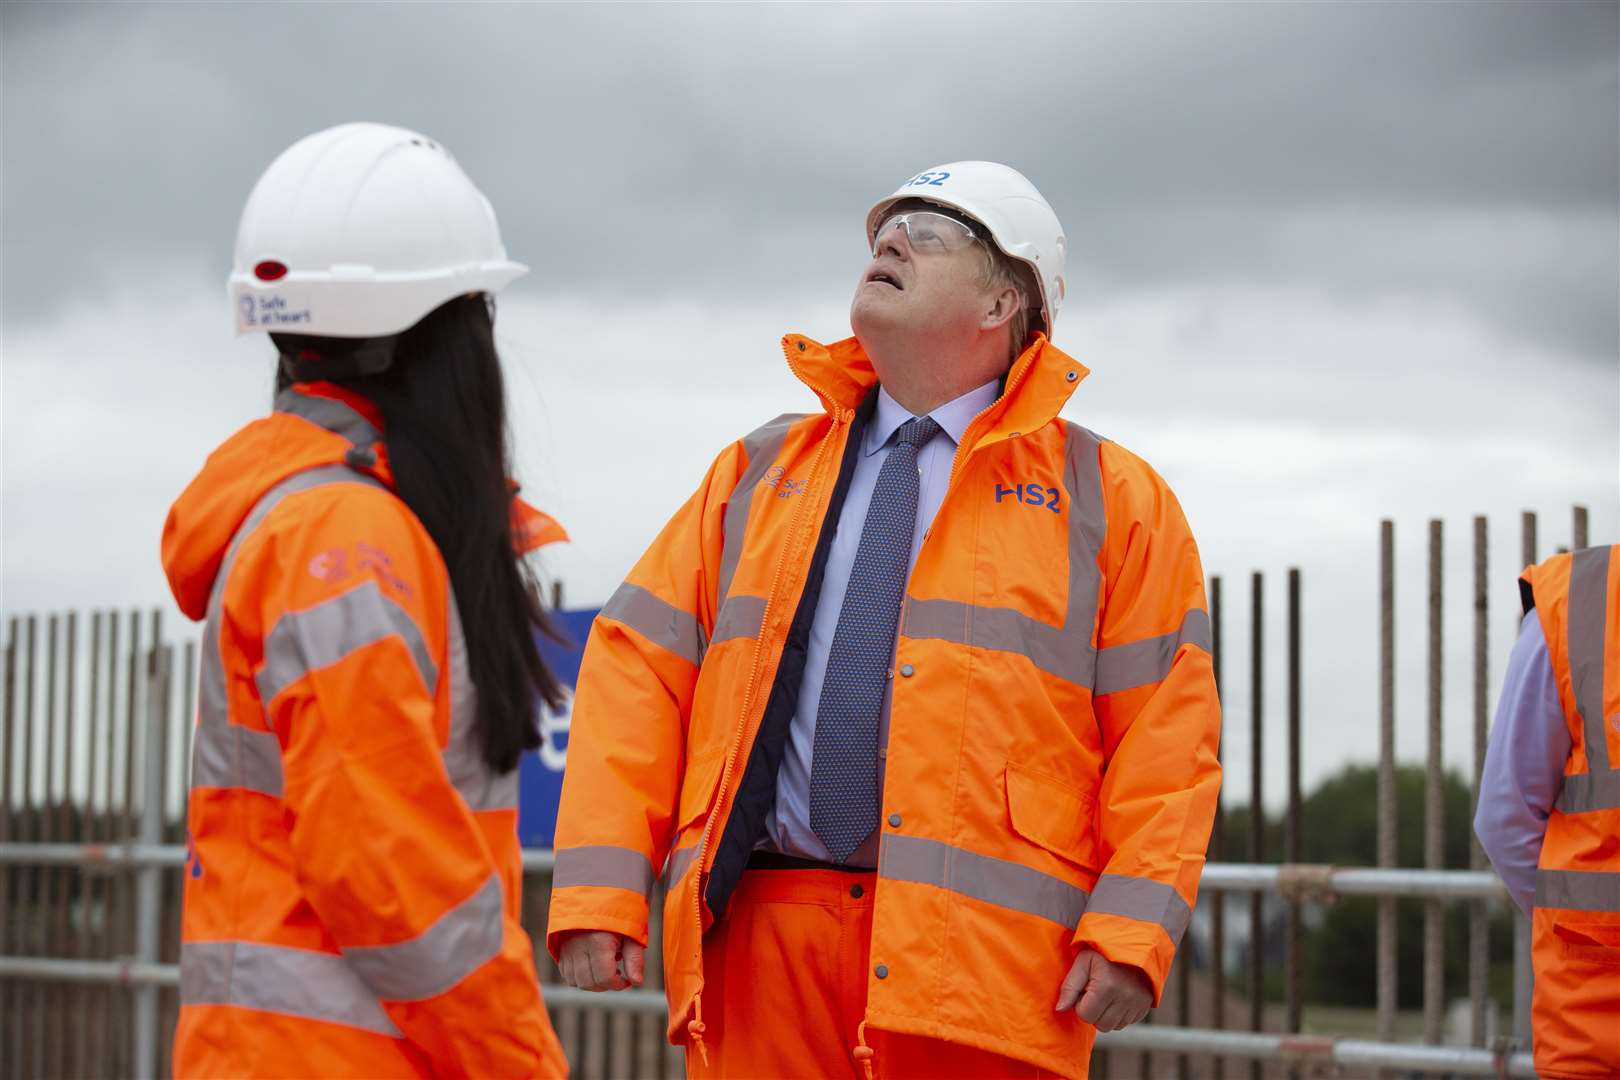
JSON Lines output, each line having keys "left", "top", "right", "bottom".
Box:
{"left": 866, "top": 161, "right": 1067, "bottom": 335}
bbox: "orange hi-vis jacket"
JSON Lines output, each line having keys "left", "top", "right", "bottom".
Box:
{"left": 549, "top": 333, "right": 1222, "bottom": 1077}
{"left": 162, "top": 382, "right": 568, "bottom": 1079}
{"left": 1520, "top": 546, "right": 1620, "bottom": 1079}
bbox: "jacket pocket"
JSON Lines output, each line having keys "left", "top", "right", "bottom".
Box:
{"left": 1552, "top": 917, "right": 1620, "bottom": 967}
{"left": 1004, "top": 762, "right": 1099, "bottom": 872}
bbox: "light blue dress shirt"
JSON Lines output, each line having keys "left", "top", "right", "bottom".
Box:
{"left": 761, "top": 378, "right": 1001, "bottom": 866}
{"left": 1474, "top": 612, "right": 1571, "bottom": 916}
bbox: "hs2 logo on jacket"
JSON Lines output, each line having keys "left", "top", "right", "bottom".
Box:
{"left": 994, "top": 481, "right": 1062, "bottom": 514}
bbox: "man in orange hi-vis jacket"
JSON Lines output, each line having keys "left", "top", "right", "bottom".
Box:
{"left": 550, "top": 163, "right": 1223, "bottom": 1078}
{"left": 1477, "top": 545, "right": 1620, "bottom": 1079}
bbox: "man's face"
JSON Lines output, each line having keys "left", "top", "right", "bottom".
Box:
{"left": 850, "top": 202, "right": 996, "bottom": 350}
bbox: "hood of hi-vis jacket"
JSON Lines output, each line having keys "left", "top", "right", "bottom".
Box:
{"left": 549, "top": 332, "right": 1223, "bottom": 1078}
{"left": 162, "top": 382, "right": 566, "bottom": 1079}
{"left": 1519, "top": 546, "right": 1620, "bottom": 1079}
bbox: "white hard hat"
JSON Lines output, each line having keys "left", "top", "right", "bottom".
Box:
{"left": 229, "top": 122, "right": 526, "bottom": 339}
{"left": 866, "top": 161, "right": 1067, "bottom": 334}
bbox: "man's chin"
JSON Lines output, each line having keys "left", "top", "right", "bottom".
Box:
{"left": 850, "top": 295, "right": 906, "bottom": 341}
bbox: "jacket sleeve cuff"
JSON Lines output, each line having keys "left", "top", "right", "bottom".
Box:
{"left": 546, "top": 889, "right": 651, "bottom": 962}
{"left": 1073, "top": 911, "right": 1176, "bottom": 1006}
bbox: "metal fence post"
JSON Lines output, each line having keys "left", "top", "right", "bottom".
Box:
{"left": 1248, "top": 571, "right": 1263, "bottom": 1080}
{"left": 1469, "top": 517, "right": 1489, "bottom": 1046}
{"left": 132, "top": 641, "right": 170, "bottom": 1077}
{"left": 1377, "top": 521, "right": 1397, "bottom": 1052}
{"left": 1424, "top": 521, "right": 1444, "bottom": 1046}
{"left": 1, "top": 619, "right": 17, "bottom": 1080}
{"left": 1513, "top": 914, "right": 1533, "bottom": 1043}
{"left": 1572, "top": 505, "right": 1588, "bottom": 551}
{"left": 1512, "top": 514, "right": 1537, "bottom": 1045}
{"left": 1285, "top": 568, "right": 1302, "bottom": 1070}
{"left": 1210, "top": 574, "right": 1226, "bottom": 1080}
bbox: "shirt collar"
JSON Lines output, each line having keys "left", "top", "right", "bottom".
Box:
{"left": 865, "top": 378, "right": 1001, "bottom": 457}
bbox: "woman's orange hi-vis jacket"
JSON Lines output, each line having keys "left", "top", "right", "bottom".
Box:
{"left": 1520, "top": 546, "right": 1620, "bottom": 1079}
{"left": 161, "top": 382, "right": 568, "bottom": 1079}
{"left": 548, "top": 334, "right": 1222, "bottom": 1077}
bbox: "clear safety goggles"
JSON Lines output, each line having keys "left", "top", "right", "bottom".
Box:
{"left": 872, "top": 210, "right": 980, "bottom": 256}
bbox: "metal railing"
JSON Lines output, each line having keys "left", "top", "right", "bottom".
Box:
{"left": 0, "top": 842, "right": 1535, "bottom": 1077}
{"left": 0, "top": 504, "right": 1594, "bottom": 1077}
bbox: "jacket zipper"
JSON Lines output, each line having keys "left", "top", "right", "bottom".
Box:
{"left": 684, "top": 340, "right": 850, "bottom": 1060}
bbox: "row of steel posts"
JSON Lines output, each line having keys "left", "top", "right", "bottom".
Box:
{"left": 0, "top": 504, "right": 1594, "bottom": 1077}
{"left": 1097, "top": 505, "right": 1585, "bottom": 1078}
{"left": 0, "top": 610, "right": 188, "bottom": 1079}
{"left": 0, "top": 609, "right": 683, "bottom": 1080}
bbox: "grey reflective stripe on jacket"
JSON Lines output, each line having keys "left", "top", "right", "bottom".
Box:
{"left": 1535, "top": 867, "right": 1620, "bottom": 912}
{"left": 181, "top": 940, "right": 403, "bottom": 1038}
{"left": 343, "top": 874, "right": 507, "bottom": 1001}
{"left": 1086, "top": 872, "right": 1195, "bottom": 945}
{"left": 276, "top": 386, "right": 382, "bottom": 448}
{"left": 1551, "top": 547, "right": 1618, "bottom": 814}
{"left": 554, "top": 845, "right": 659, "bottom": 896}
{"left": 1094, "top": 609, "right": 1213, "bottom": 697}
{"left": 193, "top": 464, "right": 385, "bottom": 799}
{"left": 181, "top": 874, "right": 506, "bottom": 1032}
{"left": 707, "top": 414, "right": 800, "bottom": 651}
{"left": 256, "top": 580, "right": 439, "bottom": 710}
{"left": 879, "top": 833, "right": 1090, "bottom": 930}
{"left": 599, "top": 582, "right": 707, "bottom": 667}
{"left": 1567, "top": 546, "right": 1612, "bottom": 772}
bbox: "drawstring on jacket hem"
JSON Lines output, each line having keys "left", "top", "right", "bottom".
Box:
{"left": 853, "top": 1021, "right": 875, "bottom": 1080}
{"left": 687, "top": 997, "right": 710, "bottom": 1068}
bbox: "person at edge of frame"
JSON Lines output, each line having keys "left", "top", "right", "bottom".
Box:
{"left": 1476, "top": 542, "right": 1620, "bottom": 1080}
{"left": 548, "top": 161, "right": 1223, "bottom": 1079}
{"left": 160, "top": 123, "right": 569, "bottom": 1078}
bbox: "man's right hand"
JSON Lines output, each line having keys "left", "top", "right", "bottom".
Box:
{"left": 557, "top": 930, "right": 646, "bottom": 992}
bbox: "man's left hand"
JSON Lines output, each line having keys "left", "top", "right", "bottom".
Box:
{"left": 1055, "top": 949, "right": 1153, "bottom": 1031}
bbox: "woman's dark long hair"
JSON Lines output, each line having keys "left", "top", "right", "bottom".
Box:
{"left": 274, "top": 295, "right": 564, "bottom": 773}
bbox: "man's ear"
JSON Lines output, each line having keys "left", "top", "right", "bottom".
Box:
{"left": 981, "top": 287, "right": 1020, "bottom": 331}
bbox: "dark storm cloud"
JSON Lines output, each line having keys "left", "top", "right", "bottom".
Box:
{"left": 2, "top": 1, "right": 1616, "bottom": 360}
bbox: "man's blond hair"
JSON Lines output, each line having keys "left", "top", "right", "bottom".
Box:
{"left": 977, "top": 246, "right": 1040, "bottom": 364}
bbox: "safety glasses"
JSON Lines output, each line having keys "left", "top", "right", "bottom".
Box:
{"left": 872, "top": 210, "right": 979, "bottom": 255}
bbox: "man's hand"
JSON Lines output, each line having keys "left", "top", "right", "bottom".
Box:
{"left": 557, "top": 930, "right": 645, "bottom": 992}
{"left": 1055, "top": 949, "right": 1153, "bottom": 1032}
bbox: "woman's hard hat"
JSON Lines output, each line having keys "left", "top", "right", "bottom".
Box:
{"left": 229, "top": 122, "right": 526, "bottom": 339}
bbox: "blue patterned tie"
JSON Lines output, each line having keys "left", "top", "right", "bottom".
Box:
{"left": 810, "top": 415, "right": 941, "bottom": 862}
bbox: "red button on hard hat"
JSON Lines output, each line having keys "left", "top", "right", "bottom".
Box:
{"left": 254, "top": 260, "right": 287, "bottom": 282}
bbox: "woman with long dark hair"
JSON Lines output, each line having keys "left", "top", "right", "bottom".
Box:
{"left": 162, "top": 123, "right": 568, "bottom": 1078}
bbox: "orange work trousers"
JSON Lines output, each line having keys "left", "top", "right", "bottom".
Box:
{"left": 689, "top": 867, "right": 1059, "bottom": 1079}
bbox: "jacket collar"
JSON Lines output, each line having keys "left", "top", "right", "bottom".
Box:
{"left": 780, "top": 331, "right": 1091, "bottom": 452}
{"left": 161, "top": 383, "right": 395, "bottom": 621}
{"left": 865, "top": 380, "right": 999, "bottom": 456}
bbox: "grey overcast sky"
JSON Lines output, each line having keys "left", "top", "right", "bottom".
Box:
{"left": 3, "top": 1, "right": 1616, "bottom": 807}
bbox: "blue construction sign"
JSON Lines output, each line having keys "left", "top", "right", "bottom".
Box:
{"left": 517, "top": 607, "right": 600, "bottom": 849}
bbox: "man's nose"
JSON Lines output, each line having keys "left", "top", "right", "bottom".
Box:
{"left": 874, "top": 225, "right": 910, "bottom": 261}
